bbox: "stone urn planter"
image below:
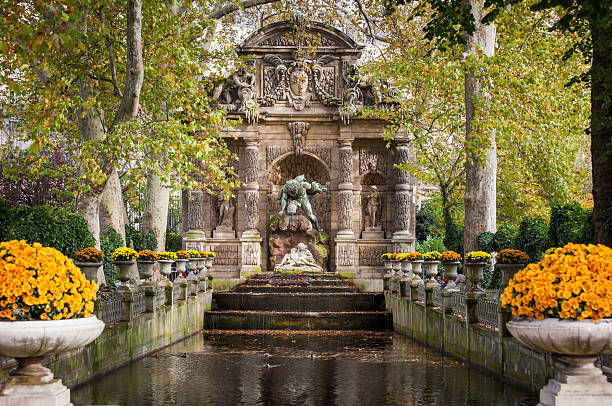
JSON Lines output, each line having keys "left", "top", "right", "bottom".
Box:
{"left": 441, "top": 262, "right": 460, "bottom": 291}
{"left": 74, "top": 261, "right": 103, "bottom": 284}
{"left": 410, "top": 260, "right": 423, "bottom": 280}
{"left": 0, "top": 317, "right": 105, "bottom": 406}
{"left": 175, "top": 259, "right": 188, "bottom": 279}
{"left": 507, "top": 318, "right": 612, "bottom": 405}
{"left": 113, "top": 260, "right": 134, "bottom": 289}
{"left": 423, "top": 261, "right": 440, "bottom": 288}
{"left": 464, "top": 262, "right": 486, "bottom": 297}
{"left": 137, "top": 260, "right": 156, "bottom": 285}
{"left": 158, "top": 260, "right": 174, "bottom": 286}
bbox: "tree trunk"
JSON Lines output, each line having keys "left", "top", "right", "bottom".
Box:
{"left": 463, "top": 0, "right": 497, "bottom": 252}
{"left": 590, "top": 17, "right": 612, "bottom": 246}
{"left": 99, "top": 169, "right": 126, "bottom": 242}
{"left": 141, "top": 171, "right": 170, "bottom": 251}
{"left": 76, "top": 80, "right": 107, "bottom": 247}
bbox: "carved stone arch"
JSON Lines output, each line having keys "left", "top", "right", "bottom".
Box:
{"left": 267, "top": 153, "right": 331, "bottom": 232}
{"left": 240, "top": 20, "right": 361, "bottom": 50}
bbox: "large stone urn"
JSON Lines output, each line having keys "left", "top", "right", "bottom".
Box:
{"left": 441, "top": 262, "right": 460, "bottom": 291}
{"left": 423, "top": 261, "right": 440, "bottom": 289}
{"left": 158, "top": 260, "right": 174, "bottom": 286}
{"left": 0, "top": 316, "right": 105, "bottom": 406}
{"left": 74, "top": 262, "right": 103, "bottom": 285}
{"left": 137, "top": 260, "right": 156, "bottom": 286}
{"left": 113, "top": 261, "right": 134, "bottom": 290}
{"left": 465, "top": 262, "right": 486, "bottom": 297}
{"left": 507, "top": 318, "right": 612, "bottom": 405}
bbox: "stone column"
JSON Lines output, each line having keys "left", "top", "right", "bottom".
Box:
{"left": 241, "top": 138, "right": 262, "bottom": 278}
{"left": 392, "top": 140, "right": 416, "bottom": 253}
{"left": 335, "top": 138, "right": 357, "bottom": 276}
{"left": 182, "top": 190, "right": 206, "bottom": 251}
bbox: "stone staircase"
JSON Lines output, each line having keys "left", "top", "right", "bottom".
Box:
{"left": 205, "top": 273, "right": 391, "bottom": 331}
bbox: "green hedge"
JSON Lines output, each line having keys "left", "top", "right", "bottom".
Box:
{"left": 0, "top": 201, "right": 95, "bottom": 258}
{"left": 515, "top": 216, "right": 549, "bottom": 262}
{"left": 165, "top": 227, "right": 182, "bottom": 251}
{"left": 549, "top": 203, "right": 592, "bottom": 247}
{"left": 125, "top": 224, "right": 157, "bottom": 252}
{"left": 100, "top": 228, "right": 123, "bottom": 286}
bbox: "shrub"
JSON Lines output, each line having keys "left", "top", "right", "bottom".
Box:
{"left": 440, "top": 251, "right": 462, "bottom": 263}
{"left": 443, "top": 218, "right": 463, "bottom": 255}
{"left": 492, "top": 224, "right": 518, "bottom": 252}
{"left": 1, "top": 204, "right": 94, "bottom": 258}
{"left": 74, "top": 247, "right": 104, "bottom": 263}
{"left": 416, "top": 235, "right": 446, "bottom": 254}
{"left": 549, "top": 203, "right": 592, "bottom": 247}
{"left": 465, "top": 251, "right": 491, "bottom": 262}
{"left": 483, "top": 260, "right": 501, "bottom": 290}
{"left": 137, "top": 249, "right": 158, "bottom": 261}
{"left": 501, "top": 243, "right": 612, "bottom": 321}
{"left": 477, "top": 231, "right": 495, "bottom": 253}
{"left": 165, "top": 227, "right": 182, "bottom": 251}
{"left": 515, "top": 216, "right": 549, "bottom": 262}
{"left": 158, "top": 251, "right": 177, "bottom": 261}
{"left": 416, "top": 204, "right": 441, "bottom": 242}
{"left": 100, "top": 229, "right": 124, "bottom": 287}
{"left": 497, "top": 249, "right": 528, "bottom": 264}
{"left": 0, "top": 240, "right": 97, "bottom": 320}
{"left": 125, "top": 224, "right": 157, "bottom": 252}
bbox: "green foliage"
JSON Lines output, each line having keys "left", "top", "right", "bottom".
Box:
{"left": 100, "top": 229, "right": 124, "bottom": 287}
{"left": 549, "top": 203, "right": 593, "bottom": 247}
{"left": 515, "top": 216, "right": 550, "bottom": 262}
{"left": 416, "top": 204, "right": 442, "bottom": 242}
{"left": 165, "top": 227, "right": 182, "bottom": 252}
{"left": 477, "top": 231, "right": 495, "bottom": 253}
{"left": 443, "top": 217, "right": 463, "bottom": 254}
{"left": 125, "top": 224, "right": 157, "bottom": 252}
{"left": 492, "top": 224, "right": 518, "bottom": 252}
{"left": 482, "top": 260, "right": 501, "bottom": 290}
{"left": 0, "top": 202, "right": 94, "bottom": 258}
{"left": 416, "top": 235, "right": 446, "bottom": 254}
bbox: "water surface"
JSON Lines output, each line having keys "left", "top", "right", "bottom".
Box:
{"left": 72, "top": 331, "right": 536, "bottom": 405}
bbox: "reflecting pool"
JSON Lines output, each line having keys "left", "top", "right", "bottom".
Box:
{"left": 72, "top": 331, "right": 537, "bottom": 405}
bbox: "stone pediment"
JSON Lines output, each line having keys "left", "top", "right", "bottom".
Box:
{"left": 240, "top": 20, "right": 361, "bottom": 52}
{"left": 213, "top": 20, "right": 396, "bottom": 124}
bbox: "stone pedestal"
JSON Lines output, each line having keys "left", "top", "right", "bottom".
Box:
{"left": 213, "top": 229, "right": 236, "bottom": 239}
{"left": 0, "top": 379, "right": 71, "bottom": 406}
{"left": 183, "top": 190, "right": 207, "bottom": 251}
{"left": 538, "top": 358, "right": 612, "bottom": 406}
{"left": 240, "top": 231, "right": 262, "bottom": 278}
{"left": 335, "top": 237, "right": 356, "bottom": 277}
{"left": 269, "top": 214, "right": 329, "bottom": 272}
{"left": 144, "top": 285, "right": 157, "bottom": 312}
{"left": 361, "top": 229, "right": 384, "bottom": 239}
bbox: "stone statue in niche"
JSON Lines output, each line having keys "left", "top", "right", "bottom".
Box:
{"left": 277, "top": 243, "right": 323, "bottom": 272}
{"left": 364, "top": 185, "right": 381, "bottom": 230}
{"left": 278, "top": 174, "right": 327, "bottom": 231}
{"left": 217, "top": 196, "right": 235, "bottom": 230}
{"left": 287, "top": 121, "right": 310, "bottom": 155}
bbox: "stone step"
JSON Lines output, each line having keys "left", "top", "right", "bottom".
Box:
{"left": 212, "top": 292, "right": 385, "bottom": 312}
{"left": 245, "top": 278, "right": 349, "bottom": 286}
{"left": 205, "top": 310, "right": 392, "bottom": 331}
{"left": 234, "top": 285, "right": 358, "bottom": 294}
{"left": 253, "top": 273, "right": 341, "bottom": 280}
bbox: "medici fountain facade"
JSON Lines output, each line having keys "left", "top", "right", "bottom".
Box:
{"left": 181, "top": 20, "right": 416, "bottom": 285}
